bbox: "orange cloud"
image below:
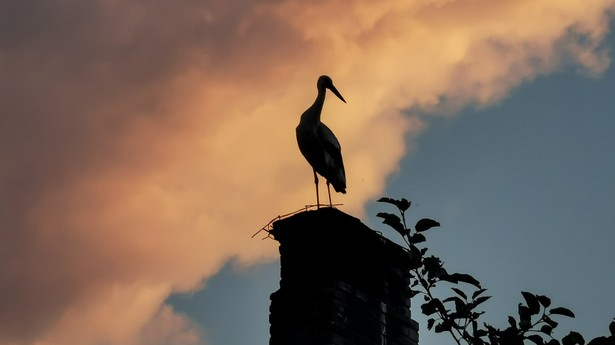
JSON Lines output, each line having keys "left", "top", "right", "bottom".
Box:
{"left": 0, "top": 0, "right": 613, "bottom": 344}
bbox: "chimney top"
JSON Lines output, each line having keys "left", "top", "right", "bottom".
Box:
{"left": 268, "top": 208, "right": 419, "bottom": 345}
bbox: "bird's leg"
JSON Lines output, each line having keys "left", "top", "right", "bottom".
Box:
{"left": 313, "top": 169, "right": 320, "bottom": 209}
{"left": 326, "top": 182, "right": 332, "bottom": 207}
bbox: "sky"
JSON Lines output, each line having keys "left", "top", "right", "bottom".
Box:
{"left": 1, "top": 1, "right": 614, "bottom": 345}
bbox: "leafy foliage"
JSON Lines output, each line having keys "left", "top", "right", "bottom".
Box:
{"left": 377, "top": 196, "right": 614, "bottom": 345}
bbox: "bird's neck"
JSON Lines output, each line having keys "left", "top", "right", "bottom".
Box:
{"left": 302, "top": 88, "right": 326, "bottom": 124}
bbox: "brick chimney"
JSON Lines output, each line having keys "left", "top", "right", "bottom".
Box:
{"left": 269, "top": 208, "right": 419, "bottom": 345}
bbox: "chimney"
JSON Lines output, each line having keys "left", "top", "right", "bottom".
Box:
{"left": 268, "top": 208, "right": 419, "bottom": 345}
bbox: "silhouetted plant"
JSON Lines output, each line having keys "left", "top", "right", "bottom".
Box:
{"left": 377, "top": 196, "right": 615, "bottom": 345}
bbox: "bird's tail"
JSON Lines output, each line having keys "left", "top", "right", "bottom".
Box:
{"left": 331, "top": 179, "right": 346, "bottom": 194}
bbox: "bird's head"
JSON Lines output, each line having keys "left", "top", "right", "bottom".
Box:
{"left": 318, "top": 75, "right": 346, "bottom": 103}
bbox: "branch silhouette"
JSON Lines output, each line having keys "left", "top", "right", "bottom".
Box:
{"left": 377, "top": 196, "right": 615, "bottom": 345}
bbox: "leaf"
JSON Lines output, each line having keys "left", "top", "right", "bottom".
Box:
{"left": 472, "top": 288, "right": 488, "bottom": 300}
{"left": 472, "top": 337, "right": 486, "bottom": 345}
{"left": 435, "top": 321, "right": 452, "bottom": 333}
{"left": 376, "top": 212, "right": 407, "bottom": 238}
{"left": 409, "top": 233, "right": 426, "bottom": 244}
{"left": 423, "top": 256, "right": 448, "bottom": 280}
{"left": 451, "top": 287, "right": 467, "bottom": 300}
{"left": 440, "top": 273, "right": 481, "bottom": 288}
{"left": 541, "top": 325, "right": 553, "bottom": 335}
{"left": 527, "top": 335, "right": 546, "bottom": 345}
{"left": 518, "top": 304, "right": 531, "bottom": 330}
{"left": 474, "top": 329, "right": 488, "bottom": 338}
{"left": 415, "top": 218, "right": 441, "bottom": 232}
{"left": 522, "top": 291, "right": 541, "bottom": 316}
{"left": 550, "top": 307, "right": 576, "bottom": 318}
{"left": 377, "top": 197, "right": 411, "bottom": 211}
{"left": 423, "top": 256, "right": 442, "bottom": 271}
{"left": 443, "top": 296, "right": 466, "bottom": 315}
{"left": 485, "top": 322, "right": 499, "bottom": 333}
{"left": 544, "top": 316, "right": 559, "bottom": 329}
{"left": 455, "top": 273, "right": 481, "bottom": 288}
{"left": 609, "top": 319, "right": 615, "bottom": 337}
{"left": 472, "top": 311, "right": 485, "bottom": 319}
{"left": 421, "top": 299, "right": 444, "bottom": 316}
{"left": 501, "top": 328, "right": 522, "bottom": 344}
{"left": 398, "top": 198, "right": 411, "bottom": 211}
{"left": 587, "top": 337, "right": 610, "bottom": 345}
{"left": 427, "top": 318, "right": 435, "bottom": 330}
{"left": 407, "top": 244, "right": 423, "bottom": 269}
{"left": 473, "top": 296, "right": 491, "bottom": 307}
{"left": 562, "top": 331, "right": 585, "bottom": 345}
{"left": 443, "top": 296, "right": 461, "bottom": 304}
{"left": 421, "top": 303, "right": 436, "bottom": 316}
{"left": 377, "top": 197, "right": 398, "bottom": 206}
{"left": 508, "top": 316, "right": 517, "bottom": 329}
{"left": 538, "top": 295, "right": 552, "bottom": 308}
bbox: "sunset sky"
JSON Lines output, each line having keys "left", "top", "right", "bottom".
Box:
{"left": 1, "top": 1, "right": 614, "bottom": 345}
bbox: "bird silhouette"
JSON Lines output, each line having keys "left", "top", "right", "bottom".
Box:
{"left": 296, "top": 75, "right": 347, "bottom": 208}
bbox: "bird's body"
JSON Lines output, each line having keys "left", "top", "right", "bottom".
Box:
{"left": 296, "top": 75, "right": 347, "bottom": 207}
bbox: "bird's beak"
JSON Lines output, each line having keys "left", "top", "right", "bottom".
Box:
{"left": 329, "top": 84, "right": 347, "bottom": 103}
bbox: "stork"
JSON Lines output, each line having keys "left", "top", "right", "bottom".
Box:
{"left": 296, "top": 75, "right": 347, "bottom": 208}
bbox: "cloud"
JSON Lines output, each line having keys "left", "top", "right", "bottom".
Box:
{"left": 0, "top": 0, "right": 613, "bottom": 344}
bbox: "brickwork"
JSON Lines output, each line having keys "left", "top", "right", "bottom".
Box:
{"left": 269, "top": 208, "right": 419, "bottom": 345}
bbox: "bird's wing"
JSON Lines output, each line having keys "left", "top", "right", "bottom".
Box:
{"left": 317, "top": 122, "right": 345, "bottom": 172}
{"left": 317, "top": 122, "right": 341, "bottom": 151}
{"left": 316, "top": 122, "right": 347, "bottom": 192}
